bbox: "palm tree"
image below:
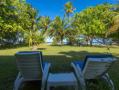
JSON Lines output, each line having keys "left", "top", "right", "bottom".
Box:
{"left": 64, "top": 2, "right": 74, "bottom": 17}
{"left": 25, "top": 5, "right": 45, "bottom": 48}
{"left": 26, "top": 5, "right": 38, "bottom": 47}
{"left": 48, "top": 16, "right": 66, "bottom": 45}
{"left": 64, "top": 2, "right": 77, "bottom": 45}
{"left": 38, "top": 16, "right": 50, "bottom": 36}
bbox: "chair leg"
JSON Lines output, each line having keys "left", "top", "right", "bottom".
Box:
{"left": 79, "top": 78, "right": 86, "bottom": 90}
{"left": 14, "top": 78, "right": 24, "bottom": 90}
{"left": 102, "top": 73, "right": 115, "bottom": 90}
{"left": 41, "top": 79, "right": 45, "bottom": 90}
{"left": 13, "top": 73, "right": 24, "bottom": 90}
{"left": 75, "top": 83, "right": 79, "bottom": 90}
{"left": 71, "top": 63, "right": 86, "bottom": 90}
{"left": 46, "top": 84, "right": 50, "bottom": 90}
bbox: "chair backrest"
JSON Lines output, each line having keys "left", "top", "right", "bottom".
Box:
{"left": 82, "top": 55, "right": 115, "bottom": 79}
{"left": 15, "top": 51, "right": 43, "bottom": 81}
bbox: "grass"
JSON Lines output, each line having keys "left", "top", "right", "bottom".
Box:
{"left": 0, "top": 44, "right": 119, "bottom": 90}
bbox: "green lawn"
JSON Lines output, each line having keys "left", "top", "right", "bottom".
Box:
{"left": 0, "top": 44, "right": 119, "bottom": 90}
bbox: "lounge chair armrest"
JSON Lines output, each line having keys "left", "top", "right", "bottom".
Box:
{"left": 71, "top": 63, "right": 86, "bottom": 90}
{"left": 71, "top": 63, "right": 83, "bottom": 79}
{"left": 14, "top": 72, "right": 22, "bottom": 83}
{"left": 13, "top": 72, "right": 24, "bottom": 90}
{"left": 42, "top": 63, "right": 51, "bottom": 79}
{"left": 41, "top": 63, "right": 51, "bottom": 90}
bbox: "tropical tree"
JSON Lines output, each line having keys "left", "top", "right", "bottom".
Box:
{"left": 107, "top": 4, "right": 119, "bottom": 44}
{"left": 64, "top": 1, "right": 78, "bottom": 45}
{"left": 48, "top": 16, "right": 67, "bottom": 45}
{"left": 108, "top": 15, "right": 119, "bottom": 34}
{"left": 38, "top": 16, "right": 50, "bottom": 36}
{"left": 24, "top": 5, "right": 38, "bottom": 47}
{"left": 64, "top": 1, "right": 75, "bottom": 21}
{"left": 23, "top": 5, "right": 46, "bottom": 48}
{"left": 24, "top": 31, "right": 44, "bottom": 46}
{"left": 0, "top": 0, "right": 44, "bottom": 48}
{"left": 65, "top": 27, "right": 79, "bottom": 45}
{"left": 0, "top": 0, "right": 31, "bottom": 46}
{"left": 73, "top": 4, "right": 114, "bottom": 46}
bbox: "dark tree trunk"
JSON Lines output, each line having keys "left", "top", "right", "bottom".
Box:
{"left": 85, "top": 36, "right": 89, "bottom": 46}
{"left": 102, "top": 38, "right": 106, "bottom": 45}
{"left": 89, "top": 35, "right": 94, "bottom": 46}
{"left": 60, "top": 36, "right": 64, "bottom": 45}
{"left": 61, "top": 40, "right": 63, "bottom": 45}
{"left": 89, "top": 39, "right": 93, "bottom": 46}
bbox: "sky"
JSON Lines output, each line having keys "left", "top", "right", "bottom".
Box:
{"left": 26, "top": 0, "right": 118, "bottom": 19}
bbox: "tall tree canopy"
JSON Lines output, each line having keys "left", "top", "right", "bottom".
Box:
{"left": 73, "top": 4, "right": 115, "bottom": 45}
{"left": 48, "top": 16, "right": 66, "bottom": 45}
{"left": 38, "top": 16, "right": 50, "bottom": 36}
{"left": 0, "top": 1, "right": 118, "bottom": 47}
{"left": 0, "top": 0, "right": 44, "bottom": 46}
{"left": 0, "top": 0, "right": 24, "bottom": 45}
{"left": 107, "top": 4, "right": 119, "bottom": 43}
{"left": 64, "top": 1, "right": 75, "bottom": 18}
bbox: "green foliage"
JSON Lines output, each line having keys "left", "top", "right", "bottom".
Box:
{"left": 64, "top": 2, "right": 78, "bottom": 45}
{"left": 0, "top": 0, "right": 24, "bottom": 45}
{"left": 0, "top": 0, "right": 27, "bottom": 45}
{"left": 38, "top": 16, "right": 50, "bottom": 36}
{"left": 108, "top": 16, "right": 119, "bottom": 43}
{"left": 0, "top": 1, "right": 118, "bottom": 47}
{"left": 48, "top": 16, "right": 65, "bottom": 45}
{"left": 0, "top": 0, "right": 44, "bottom": 47}
{"left": 109, "top": 15, "right": 119, "bottom": 33}
{"left": 73, "top": 4, "right": 115, "bottom": 45}
{"left": 24, "top": 31, "right": 44, "bottom": 46}
{"left": 108, "top": 4, "right": 119, "bottom": 37}
{"left": 65, "top": 2, "right": 73, "bottom": 14}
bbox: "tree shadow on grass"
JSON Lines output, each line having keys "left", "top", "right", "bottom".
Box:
{"left": 0, "top": 44, "right": 27, "bottom": 50}
{"left": 37, "top": 48, "right": 46, "bottom": 50}
{"left": 43, "top": 51, "right": 92, "bottom": 72}
{"left": 87, "top": 45, "right": 119, "bottom": 48}
{"left": 0, "top": 55, "right": 17, "bottom": 90}
{"left": 58, "top": 50, "right": 107, "bottom": 60}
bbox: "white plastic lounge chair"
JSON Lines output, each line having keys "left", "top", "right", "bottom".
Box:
{"left": 13, "top": 51, "right": 51, "bottom": 90}
{"left": 71, "top": 54, "right": 116, "bottom": 90}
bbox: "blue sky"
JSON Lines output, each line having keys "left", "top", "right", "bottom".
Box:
{"left": 26, "top": 0, "right": 117, "bottom": 19}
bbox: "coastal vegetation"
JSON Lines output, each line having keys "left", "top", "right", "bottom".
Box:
{"left": 0, "top": 0, "right": 119, "bottom": 47}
